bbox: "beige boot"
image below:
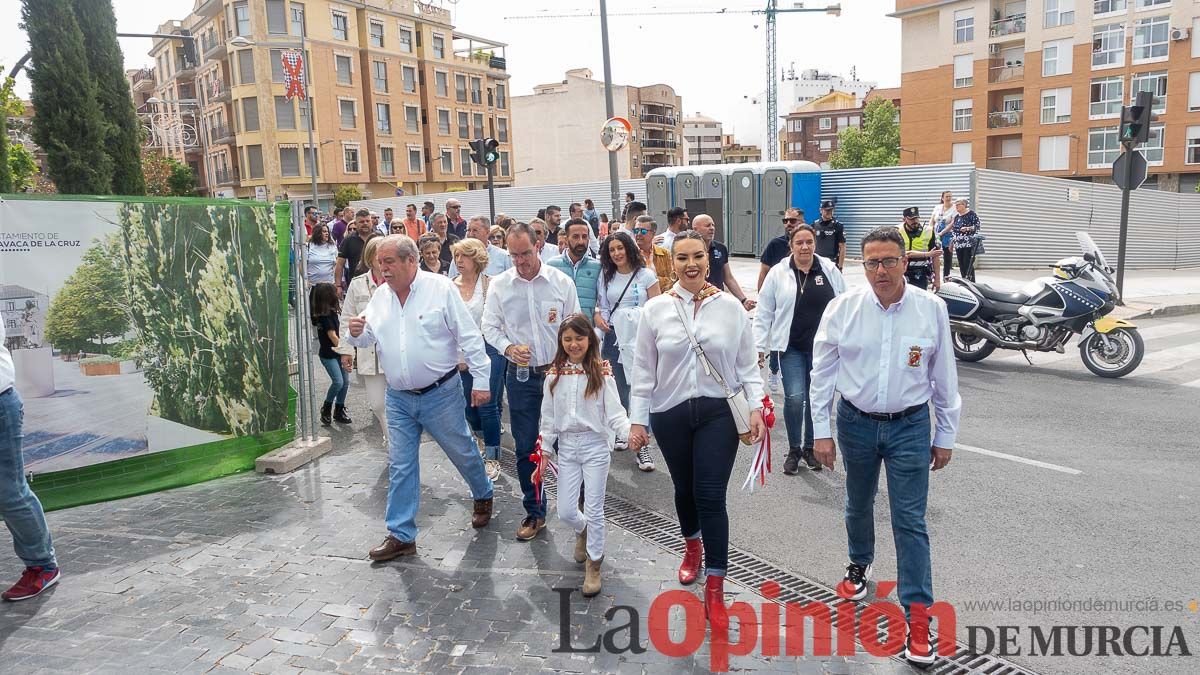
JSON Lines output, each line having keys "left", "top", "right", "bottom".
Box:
{"left": 574, "top": 529, "right": 588, "bottom": 564}
{"left": 582, "top": 556, "right": 603, "bottom": 597}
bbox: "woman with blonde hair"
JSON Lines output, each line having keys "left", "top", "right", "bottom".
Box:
{"left": 488, "top": 225, "right": 507, "bottom": 250}
{"left": 452, "top": 237, "right": 506, "bottom": 479}
{"left": 335, "top": 236, "right": 387, "bottom": 431}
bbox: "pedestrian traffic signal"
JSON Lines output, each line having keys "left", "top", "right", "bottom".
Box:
{"left": 1119, "top": 91, "right": 1153, "bottom": 145}
{"left": 469, "top": 138, "right": 500, "bottom": 167}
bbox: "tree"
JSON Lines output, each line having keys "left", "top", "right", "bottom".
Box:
{"left": 828, "top": 98, "right": 901, "bottom": 170}
{"left": 45, "top": 233, "right": 130, "bottom": 354}
{"left": 141, "top": 149, "right": 196, "bottom": 196}
{"left": 167, "top": 161, "right": 197, "bottom": 196}
{"left": 334, "top": 184, "right": 363, "bottom": 209}
{"left": 72, "top": 0, "right": 145, "bottom": 195}
{"left": 8, "top": 145, "right": 38, "bottom": 191}
{"left": 22, "top": 0, "right": 112, "bottom": 195}
{"left": 0, "top": 71, "right": 25, "bottom": 193}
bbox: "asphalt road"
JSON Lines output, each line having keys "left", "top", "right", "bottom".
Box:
{"left": 604, "top": 312, "right": 1200, "bottom": 675}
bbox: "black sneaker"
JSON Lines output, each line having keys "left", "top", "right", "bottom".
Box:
{"left": 904, "top": 628, "right": 937, "bottom": 669}
{"left": 837, "top": 562, "right": 872, "bottom": 601}
{"left": 783, "top": 449, "right": 801, "bottom": 475}
{"left": 801, "top": 448, "right": 822, "bottom": 471}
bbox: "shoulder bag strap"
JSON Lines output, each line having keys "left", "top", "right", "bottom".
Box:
{"left": 612, "top": 273, "right": 636, "bottom": 309}
{"left": 671, "top": 298, "right": 735, "bottom": 397}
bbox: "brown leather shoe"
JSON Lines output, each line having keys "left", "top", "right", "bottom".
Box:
{"left": 471, "top": 498, "right": 493, "bottom": 529}
{"left": 515, "top": 516, "right": 546, "bottom": 542}
{"left": 368, "top": 536, "right": 416, "bottom": 561}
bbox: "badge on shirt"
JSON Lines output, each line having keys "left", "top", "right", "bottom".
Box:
{"left": 548, "top": 307, "right": 558, "bottom": 324}
{"left": 815, "top": 275, "right": 825, "bottom": 286}
{"left": 908, "top": 345, "right": 924, "bottom": 368}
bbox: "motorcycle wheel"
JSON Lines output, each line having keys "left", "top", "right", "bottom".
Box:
{"left": 1079, "top": 327, "right": 1144, "bottom": 378}
{"left": 951, "top": 330, "right": 996, "bottom": 362}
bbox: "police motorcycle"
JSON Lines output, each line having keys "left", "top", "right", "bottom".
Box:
{"left": 936, "top": 232, "right": 1144, "bottom": 378}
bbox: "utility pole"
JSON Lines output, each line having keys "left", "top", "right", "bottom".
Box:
{"left": 1112, "top": 90, "right": 1152, "bottom": 300}
{"left": 599, "top": 0, "right": 621, "bottom": 220}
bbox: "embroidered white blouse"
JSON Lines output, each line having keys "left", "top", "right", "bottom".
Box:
{"left": 538, "top": 361, "right": 631, "bottom": 449}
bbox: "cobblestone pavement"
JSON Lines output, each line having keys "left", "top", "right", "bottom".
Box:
{"left": 0, "top": 400, "right": 919, "bottom": 674}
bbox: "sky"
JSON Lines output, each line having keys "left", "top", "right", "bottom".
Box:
{"left": 0, "top": 0, "right": 901, "bottom": 147}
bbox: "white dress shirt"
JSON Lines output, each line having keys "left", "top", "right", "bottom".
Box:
{"left": 628, "top": 283, "right": 764, "bottom": 427}
{"left": 809, "top": 285, "right": 962, "bottom": 448}
{"left": 0, "top": 322, "right": 14, "bottom": 394}
{"left": 753, "top": 254, "right": 846, "bottom": 353}
{"left": 345, "top": 271, "right": 491, "bottom": 392}
{"left": 335, "top": 271, "right": 383, "bottom": 375}
{"left": 448, "top": 243, "right": 512, "bottom": 278}
{"left": 658, "top": 229, "right": 678, "bottom": 253}
{"left": 481, "top": 263, "right": 581, "bottom": 369}
{"left": 539, "top": 363, "right": 631, "bottom": 449}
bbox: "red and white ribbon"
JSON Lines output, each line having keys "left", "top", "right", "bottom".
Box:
{"left": 741, "top": 395, "right": 776, "bottom": 492}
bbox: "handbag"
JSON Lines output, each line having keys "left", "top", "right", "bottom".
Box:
{"left": 672, "top": 299, "right": 755, "bottom": 445}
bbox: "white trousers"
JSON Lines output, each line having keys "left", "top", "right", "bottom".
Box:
{"left": 556, "top": 431, "right": 611, "bottom": 562}
{"left": 358, "top": 373, "right": 388, "bottom": 433}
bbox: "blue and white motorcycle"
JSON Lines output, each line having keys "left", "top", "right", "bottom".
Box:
{"left": 936, "top": 232, "right": 1144, "bottom": 378}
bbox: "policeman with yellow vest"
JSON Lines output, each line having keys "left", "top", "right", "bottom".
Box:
{"left": 898, "top": 206, "right": 941, "bottom": 291}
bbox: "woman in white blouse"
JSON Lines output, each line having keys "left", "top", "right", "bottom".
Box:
{"left": 452, "top": 238, "right": 504, "bottom": 481}
{"left": 627, "top": 230, "right": 766, "bottom": 635}
{"left": 335, "top": 236, "right": 386, "bottom": 431}
{"left": 306, "top": 223, "right": 338, "bottom": 287}
{"left": 930, "top": 190, "right": 957, "bottom": 280}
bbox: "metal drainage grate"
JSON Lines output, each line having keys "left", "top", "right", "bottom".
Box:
{"left": 500, "top": 451, "right": 1039, "bottom": 675}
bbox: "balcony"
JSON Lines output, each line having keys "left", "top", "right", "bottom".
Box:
{"left": 210, "top": 123, "right": 233, "bottom": 145}
{"left": 989, "top": 13, "right": 1026, "bottom": 38}
{"left": 174, "top": 57, "right": 198, "bottom": 80}
{"left": 988, "top": 110, "right": 1023, "bottom": 129}
{"left": 195, "top": 0, "right": 222, "bottom": 18}
{"left": 489, "top": 55, "right": 506, "bottom": 70}
{"left": 131, "top": 68, "right": 155, "bottom": 92}
{"left": 203, "top": 31, "right": 230, "bottom": 60}
{"left": 642, "top": 138, "right": 677, "bottom": 149}
{"left": 213, "top": 167, "right": 239, "bottom": 185}
{"left": 641, "top": 162, "right": 671, "bottom": 173}
{"left": 985, "top": 157, "right": 1021, "bottom": 172}
{"left": 640, "top": 113, "right": 677, "bottom": 127}
{"left": 209, "top": 81, "right": 231, "bottom": 104}
{"left": 988, "top": 61, "right": 1024, "bottom": 84}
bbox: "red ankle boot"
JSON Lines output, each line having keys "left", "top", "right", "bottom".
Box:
{"left": 704, "top": 575, "right": 729, "bottom": 636}
{"left": 678, "top": 538, "right": 703, "bottom": 585}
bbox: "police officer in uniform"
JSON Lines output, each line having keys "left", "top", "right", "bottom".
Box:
{"left": 813, "top": 200, "right": 846, "bottom": 270}
{"left": 898, "top": 206, "right": 941, "bottom": 291}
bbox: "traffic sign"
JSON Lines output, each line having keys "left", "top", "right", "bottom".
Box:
{"left": 1112, "top": 149, "right": 1148, "bottom": 191}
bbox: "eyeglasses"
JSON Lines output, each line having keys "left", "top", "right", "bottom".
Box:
{"left": 863, "top": 257, "right": 902, "bottom": 271}
{"left": 782, "top": 218, "right": 800, "bottom": 224}
{"left": 633, "top": 228, "right": 651, "bottom": 235}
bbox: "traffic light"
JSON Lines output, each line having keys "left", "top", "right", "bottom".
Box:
{"left": 1119, "top": 91, "right": 1153, "bottom": 145}
{"left": 469, "top": 138, "right": 500, "bottom": 167}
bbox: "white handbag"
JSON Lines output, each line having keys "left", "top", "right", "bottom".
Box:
{"left": 672, "top": 299, "right": 755, "bottom": 445}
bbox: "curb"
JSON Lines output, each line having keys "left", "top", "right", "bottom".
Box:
{"left": 1126, "top": 303, "right": 1200, "bottom": 321}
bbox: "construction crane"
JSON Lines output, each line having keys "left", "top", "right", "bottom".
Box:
{"left": 506, "top": 2, "right": 840, "bottom": 161}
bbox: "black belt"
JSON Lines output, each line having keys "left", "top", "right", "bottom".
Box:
{"left": 510, "top": 362, "right": 551, "bottom": 375}
{"left": 843, "top": 400, "right": 927, "bottom": 422}
{"left": 405, "top": 369, "right": 458, "bottom": 396}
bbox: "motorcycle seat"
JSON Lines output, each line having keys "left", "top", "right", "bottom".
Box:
{"left": 974, "top": 282, "right": 1030, "bottom": 305}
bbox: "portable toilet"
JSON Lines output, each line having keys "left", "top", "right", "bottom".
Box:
{"left": 727, "top": 165, "right": 759, "bottom": 256}
{"left": 673, "top": 169, "right": 702, "bottom": 209}
{"left": 644, "top": 167, "right": 678, "bottom": 228}
{"left": 694, "top": 167, "right": 728, "bottom": 243}
{"left": 759, "top": 161, "right": 821, "bottom": 251}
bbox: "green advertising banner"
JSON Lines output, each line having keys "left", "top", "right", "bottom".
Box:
{"left": 0, "top": 194, "right": 294, "bottom": 510}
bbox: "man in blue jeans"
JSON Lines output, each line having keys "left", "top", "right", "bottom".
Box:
{"left": 809, "top": 227, "right": 961, "bottom": 668}
{"left": 347, "top": 235, "right": 496, "bottom": 561}
{"left": 0, "top": 323, "right": 60, "bottom": 601}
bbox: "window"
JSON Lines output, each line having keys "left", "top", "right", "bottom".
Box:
{"left": 953, "top": 55, "right": 973, "bottom": 87}
{"left": 437, "top": 109, "right": 450, "bottom": 135}
{"left": 339, "top": 99, "right": 356, "bottom": 128}
{"left": 1038, "top": 136, "right": 1071, "bottom": 171}
{"left": 953, "top": 98, "right": 973, "bottom": 131}
{"left": 837, "top": 116, "right": 850, "bottom": 131}
{"left": 458, "top": 111, "right": 469, "bottom": 138}
{"left": 405, "top": 105, "right": 419, "bottom": 133}
{"left": 1190, "top": 72, "right": 1200, "bottom": 111}
{"left": 408, "top": 148, "right": 422, "bottom": 173}
{"left": 432, "top": 34, "right": 445, "bottom": 58}
{"left": 343, "top": 145, "right": 360, "bottom": 173}
{"left": 247, "top": 144, "right": 264, "bottom": 179}
{"left": 1043, "top": 39, "right": 1073, "bottom": 76}
{"left": 237, "top": 49, "right": 255, "bottom": 84}
{"left": 473, "top": 113, "right": 484, "bottom": 139}
{"left": 951, "top": 142, "right": 973, "bottom": 164}
{"left": 819, "top": 139, "right": 832, "bottom": 151}
{"left": 1044, "top": 0, "right": 1075, "bottom": 27}
{"left": 275, "top": 96, "right": 296, "bottom": 129}
{"left": 299, "top": 99, "right": 314, "bottom": 130}
{"left": 818, "top": 117, "right": 831, "bottom": 130}
{"left": 1093, "top": 0, "right": 1126, "bottom": 15}
{"left": 291, "top": 4, "right": 306, "bottom": 37}
{"left": 500, "top": 151, "right": 510, "bottom": 176}
{"left": 455, "top": 74, "right": 467, "bottom": 103}
{"left": 441, "top": 148, "right": 453, "bottom": 173}
{"left": 332, "top": 12, "right": 348, "bottom": 41}
{"left": 1136, "top": 0, "right": 1169, "bottom": 7}
{"left": 234, "top": 1, "right": 250, "bottom": 36}
{"left": 954, "top": 9, "right": 974, "bottom": 43}
{"left": 1131, "top": 70, "right": 1167, "bottom": 113}
{"left": 303, "top": 145, "right": 318, "bottom": 176}
{"left": 373, "top": 61, "right": 388, "bottom": 92}
{"left": 1041, "top": 87, "right": 1073, "bottom": 123}
{"left": 402, "top": 66, "right": 416, "bottom": 93}
{"left": 435, "top": 71, "right": 448, "bottom": 97}
{"left": 242, "top": 96, "right": 259, "bottom": 131}
{"left": 1090, "top": 76, "right": 1124, "bottom": 118}
{"left": 498, "top": 117, "right": 509, "bottom": 143}
{"left": 335, "top": 55, "right": 352, "bottom": 85}
{"left": 470, "top": 77, "right": 482, "bottom": 105}
{"left": 266, "top": 0, "right": 287, "bottom": 34}
{"left": 496, "top": 83, "right": 507, "bottom": 109}
{"left": 1143, "top": 124, "right": 1165, "bottom": 164}
{"left": 376, "top": 103, "right": 391, "bottom": 133}
{"left": 1132, "top": 16, "right": 1169, "bottom": 63}
{"left": 1187, "top": 126, "right": 1200, "bottom": 164}
{"left": 380, "top": 147, "right": 395, "bottom": 175}
{"left": 1087, "top": 127, "right": 1120, "bottom": 167}
{"left": 1092, "top": 23, "right": 1125, "bottom": 68}
{"left": 461, "top": 148, "right": 472, "bottom": 176}
{"left": 369, "top": 21, "right": 384, "bottom": 48}
{"left": 279, "top": 147, "right": 300, "bottom": 176}
{"left": 270, "top": 49, "right": 287, "bottom": 83}
{"left": 399, "top": 27, "right": 413, "bottom": 53}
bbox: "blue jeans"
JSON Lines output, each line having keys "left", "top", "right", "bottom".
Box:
{"left": 769, "top": 351, "right": 780, "bottom": 375}
{"left": 319, "top": 357, "right": 349, "bottom": 405}
{"left": 462, "top": 344, "right": 503, "bottom": 456}
{"left": 384, "top": 380, "right": 494, "bottom": 542}
{"left": 506, "top": 367, "right": 546, "bottom": 520}
{"left": 837, "top": 398, "right": 933, "bottom": 615}
{"left": 600, "top": 330, "right": 630, "bottom": 410}
{"left": 779, "top": 348, "right": 815, "bottom": 450}
{"left": 0, "top": 388, "right": 56, "bottom": 569}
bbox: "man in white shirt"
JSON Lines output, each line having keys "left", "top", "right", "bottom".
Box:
{"left": 347, "top": 235, "right": 496, "bottom": 562}
{"left": 0, "top": 322, "right": 60, "bottom": 601}
{"left": 481, "top": 223, "right": 581, "bottom": 541}
{"left": 655, "top": 206, "right": 689, "bottom": 251}
{"left": 529, "top": 219, "right": 560, "bottom": 263}
{"left": 448, "top": 216, "right": 512, "bottom": 277}
{"left": 809, "top": 226, "right": 961, "bottom": 669}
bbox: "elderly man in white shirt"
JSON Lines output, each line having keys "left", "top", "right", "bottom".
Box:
{"left": 347, "top": 235, "right": 496, "bottom": 562}
{"left": 448, "top": 215, "right": 512, "bottom": 277}
{"left": 809, "top": 226, "right": 961, "bottom": 669}
{"left": 482, "top": 222, "right": 581, "bottom": 542}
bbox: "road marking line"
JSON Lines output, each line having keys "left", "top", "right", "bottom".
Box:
{"left": 1132, "top": 342, "right": 1200, "bottom": 376}
{"left": 1128, "top": 323, "right": 1200, "bottom": 341}
{"left": 981, "top": 323, "right": 1200, "bottom": 368}
{"left": 1183, "top": 378, "right": 1200, "bottom": 388}
{"left": 955, "top": 444, "right": 1083, "bottom": 475}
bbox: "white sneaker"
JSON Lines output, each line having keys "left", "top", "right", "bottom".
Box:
{"left": 614, "top": 437, "right": 629, "bottom": 451}
{"left": 636, "top": 447, "right": 655, "bottom": 472}
{"left": 484, "top": 459, "right": 501, "bottom": 481}
{"left": 768, "top": 372, "right": 782, "bottom": 394}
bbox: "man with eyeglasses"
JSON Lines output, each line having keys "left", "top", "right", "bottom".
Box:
{"left": 897, "top": 206, "right": 942, "bottom": 292}
{"left": 809, "top": 226, "right": 960, "bottom": 670}
{"left": 445, "top": 199, "right": 468, "bottom": 239}
{"left": 529, "top": 218, "right": 560, "bottom": 264}
{"left": 813, "top": 200, "right": 846, "bottom": 271}
{"left": 632, "top": 215, "right": 675, "bottom": 293}
{"left": 758, "top": 208, "right": 804, "bottom": 393}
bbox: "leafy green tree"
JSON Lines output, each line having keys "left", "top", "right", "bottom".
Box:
{"left": 45, "top": 234, "right": 130, "bottom": 354}
{"left": 22, "top": 0, "right": 113, "bottom": 194}
{"left": 142, "top": 150, "right": 196, "bottom": 196}
{"left": 167, "top": 161, "right": 197, "bottom": 196}
{"left": 829, "top": 98, "right": 901, "bottom": 170}
{"left": 0, "top": 71, "right": 25, "bottom": 193}
{"left": 334, "top": 184, "right": 363, "bottom": 209}
{"left": 72, "top": 0, "right": 145, "bottom": 195}
{"left": 0, "top": 116, "right": 10, "bottom": 193}
{"left": 8, "top": 144, "right": 38, "bottom": 191}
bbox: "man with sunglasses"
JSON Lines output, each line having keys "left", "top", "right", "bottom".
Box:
{"left": 809, "top": 226, "right": 960, "bottom": 669}
{"left": 632, "top": 216, "right": 675, "bottom": 293}
{"left": 445, "top": 199, "right": 468, "bottom": 239}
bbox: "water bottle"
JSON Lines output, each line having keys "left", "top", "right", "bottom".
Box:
{"left": 516, "top": 364, "right": 530, "bottom": 382}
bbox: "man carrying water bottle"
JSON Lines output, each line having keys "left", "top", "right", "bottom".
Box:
{"left": 482, "top": 223, "right": 581, "bottom": 541}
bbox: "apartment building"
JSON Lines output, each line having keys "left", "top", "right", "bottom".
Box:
{"left": 683, "top": 114, "right": 724, "bottom": 165}
{"left": 510, "top": 68, "right": 683, "bottom": 186}
{"left": 147, "top": 0, "right": 512, "bottom": 205}
{"left": 893, "top": 0, "right": 1200, "bottom": 191}
{"left": 781, "top": 88, "right": 902, "bottom": 167}
{"left": 721, "top": 134, "right": 762, "bottom": 163}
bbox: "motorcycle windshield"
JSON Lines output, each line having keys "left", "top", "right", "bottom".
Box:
{"left": 1077, "top": 232, "right": 1110, "bottom": 269}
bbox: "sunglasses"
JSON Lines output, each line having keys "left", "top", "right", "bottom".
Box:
{"left": 633, "top": 228, "right": 651, "bottom": 235}
{"left": 782, "top": 218, "right": 800, "bottom": 224}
